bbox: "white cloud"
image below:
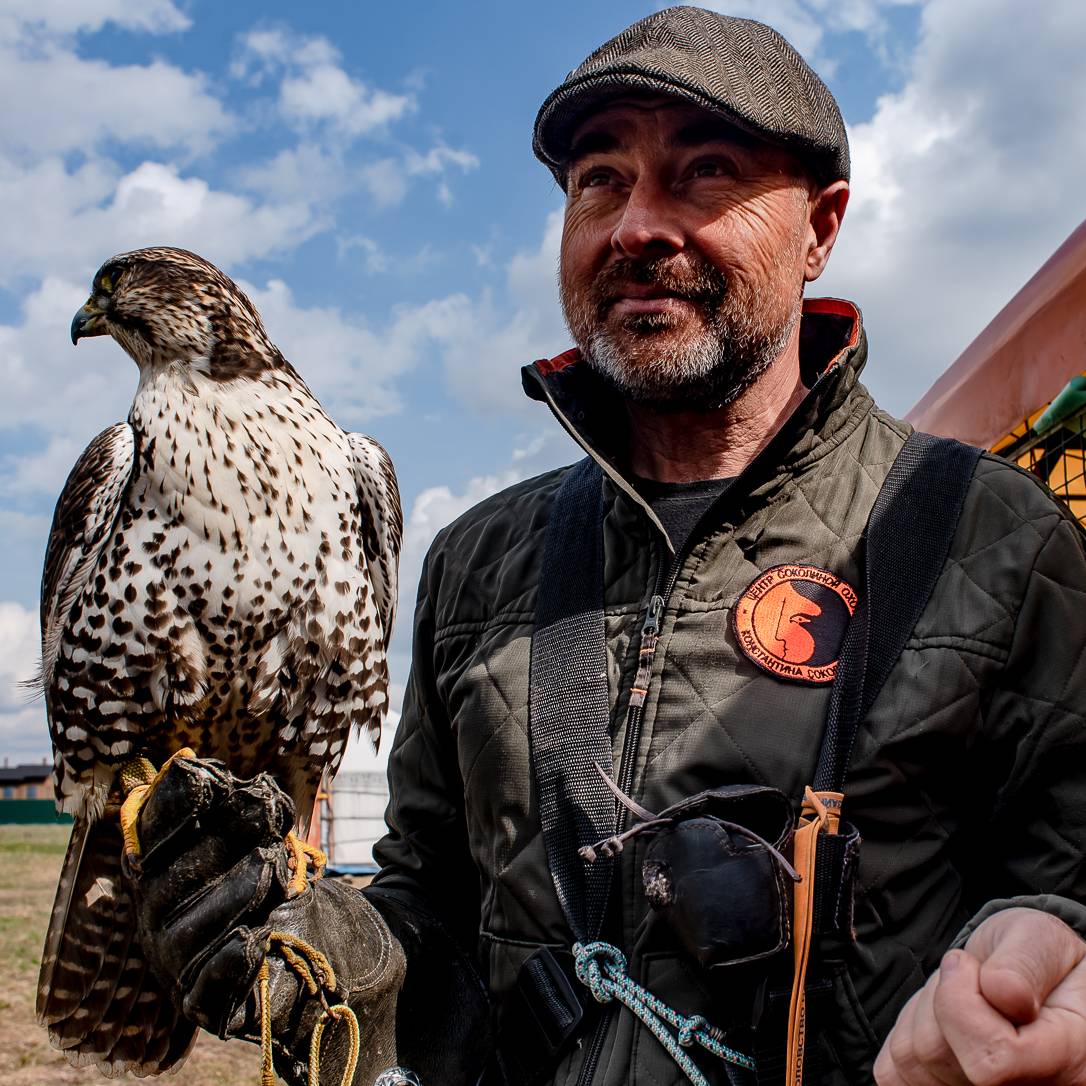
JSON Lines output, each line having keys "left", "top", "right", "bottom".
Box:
{"left": 0, "top": 6, "right": 321, "bottom": 294}
{"left": 353, "top": 144, "right": 479, "bottom": 210}
{"left": 406, "top": 145, "right": 480, "bottom": 178}
{"left": 0, "top": 0, "right": 189, "bottom": 42}
{"left": 281, "top": 69, "right": 412, "bottom": 136}
{"left": 816, "top": 0, "right": 1086, "bottom": 414}
{"left": 0, "top": 435, "right": 87, "bottom": 500}
{"left": 336, "top": 235, "right": 390, "bottom": 275}
{"left": 0, "top": 275, "right": 130, "bottom": 440}
{"left": 241, "top": 278, "right": 474, "bottom": 427}
{"left": 433, "top": 209, "right": 570, "bottom": 412}
{"left": 0, "top": 600, "right": 50, "bottom": 764}
{"left": 0, "top": 0, "right": 226, "bottom": 159}
{"left": 233, "top": 28, "right": 414, "bottom": 139}
{"left": 106, "top": 163, "right": 318, "bottom": 261}
{"left": 2, "top": 159, "right": 321, "bottom": 290}
{"left": 0, "top": 509, "right": 52, "bottom": 545}
{"left": 360, "top": 157, "right": 411, "bottom": 209}
{"left": 236, "top": 143, "right": 352, "bottom": 204}
{"left": 0, "top": 601, "right": 40, "bottom": 710}
{"left": 695, "top": 0, "right": 921, "bottom": 69}
{"left": 0, "top": 52, "right": 230, "bottom": 157}
{"left": 229, "top": 29, "right": 477, "bottom": 209}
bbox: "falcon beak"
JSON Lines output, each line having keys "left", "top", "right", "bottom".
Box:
{"left": 71, "top": 300, "right": 107, "bottom": 345}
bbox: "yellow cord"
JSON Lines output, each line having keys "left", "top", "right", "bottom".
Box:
{"left": 257, "top": 931, "right": 361, "bottom": 1086}
{"left": 309, "top": 1004, "right": 361, "bottom": 1086}
{"left": 259, "top": 959, "right": 276, "bottom": 1086}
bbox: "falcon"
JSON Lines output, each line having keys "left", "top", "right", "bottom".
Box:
{"left": 34, "top": 246, "right": 402, "bottom": 1075}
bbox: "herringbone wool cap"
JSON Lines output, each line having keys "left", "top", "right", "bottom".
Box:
{"left": 533, "top": 6, "right": 849, "bottom": 186}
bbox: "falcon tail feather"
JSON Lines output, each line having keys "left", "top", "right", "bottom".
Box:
{"left": 37, "top": 816, "right": 93, "bottom": 1024}
{"left": 37, "top": 816, "right": 195, "bottom": 1075}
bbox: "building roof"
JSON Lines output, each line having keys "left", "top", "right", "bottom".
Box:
{"left": 0, "top": 764, "right": 52, "bottom": 784}
{"left": 907, "top": 218, "right": 1086, "bottom": 448}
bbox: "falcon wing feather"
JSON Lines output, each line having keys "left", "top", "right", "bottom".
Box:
{"left": 39, "top": 422, "right": 135, "bottom": 690}
{"left": 348, "top": 433, "right": 402, "bottom": 649}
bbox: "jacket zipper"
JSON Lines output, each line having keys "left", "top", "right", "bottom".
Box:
{"left": 574, "top": 555, "right": 671, "bottom": 1086}
{"left": 615, "top": 582, "right": 666, "bottom": 811}
{"left": 575, "top": 511, "right": 730, "bottom": 1086}
{"left": 574, "top": 573, "right": 666, "bottom": 1086}
{"left": 574, "top": 1006, "right": 613, "bottom": 1086}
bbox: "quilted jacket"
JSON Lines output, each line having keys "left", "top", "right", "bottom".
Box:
{"left": 369, "top": 299, "right": 1086, "bottom": 1085}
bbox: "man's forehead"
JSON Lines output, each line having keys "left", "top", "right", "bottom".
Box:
{"left": 568, "top": 96, "right": 769, "bottom": 160}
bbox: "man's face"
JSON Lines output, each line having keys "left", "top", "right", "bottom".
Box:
{"left": 559, "top": 97, "right": 815, "bottom": 411}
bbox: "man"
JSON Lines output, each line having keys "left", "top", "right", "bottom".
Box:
{"left": 130, "top": 8, "right": 1086, "bottom": 1085}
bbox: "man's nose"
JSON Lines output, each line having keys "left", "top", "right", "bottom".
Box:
{"left": 610, "top": 179, "right": 685, "bottom": 259}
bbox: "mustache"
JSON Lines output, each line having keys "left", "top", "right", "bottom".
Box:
{"left": 593, "top": 257, "right": 728, "bottom": 315}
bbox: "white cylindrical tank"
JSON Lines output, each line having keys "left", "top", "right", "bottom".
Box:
{"left": 326, "top": 770, "right": 390, "bottom": 868}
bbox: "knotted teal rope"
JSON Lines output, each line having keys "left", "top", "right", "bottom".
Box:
{"left": 572, "top": 941, "right": 756, "bottom": 1086}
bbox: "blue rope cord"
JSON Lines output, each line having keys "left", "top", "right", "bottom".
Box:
{"left": 572, "top": 941, "right": 756, "bottom": 1086}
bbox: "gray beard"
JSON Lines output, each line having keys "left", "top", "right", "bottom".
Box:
{"left": 561, "top": 256, "right": 801, "bottom": 414}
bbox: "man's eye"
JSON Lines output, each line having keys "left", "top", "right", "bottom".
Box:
{"left": 690, "top": 159, "right": 731, "bottom": 179}
{"left": 578, "top": 168, "right": 613, "bottom": 189}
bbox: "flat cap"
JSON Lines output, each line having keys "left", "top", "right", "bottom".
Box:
{"left": 533, "top": 5, "right": 849, "bottom": 186}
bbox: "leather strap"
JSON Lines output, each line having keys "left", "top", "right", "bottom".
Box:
{"left": 786, "top": 789, "right": 841, "bottom": 1085}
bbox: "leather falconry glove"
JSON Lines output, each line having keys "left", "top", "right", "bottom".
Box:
{"left": 127, "top": 755, "right": 406, "bottom": 1086}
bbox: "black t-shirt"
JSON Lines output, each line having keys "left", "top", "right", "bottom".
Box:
{"left": 633, "top": 475, "right": 734, "bottom": 560}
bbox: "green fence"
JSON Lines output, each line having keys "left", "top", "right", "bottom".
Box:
{"left": 0, "top": 800, "right": 72, "bottom": 824}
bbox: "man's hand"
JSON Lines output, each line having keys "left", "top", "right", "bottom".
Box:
{"left": 875, "top": 907, "right": 1086, "bottom": 1085}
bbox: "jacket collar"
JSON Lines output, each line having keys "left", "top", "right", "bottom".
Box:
{"left": 522, "top": 298, "right": 871, "bottom": 541}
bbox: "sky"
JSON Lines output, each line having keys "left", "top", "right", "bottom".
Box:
{"left": 2, "top": 0, "right": 1085, "bottom": 775}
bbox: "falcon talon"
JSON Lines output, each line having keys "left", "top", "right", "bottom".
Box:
{"left": 284, "top": 832, "right": 327, "bottom": 897}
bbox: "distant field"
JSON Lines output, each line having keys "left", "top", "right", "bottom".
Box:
{"left": 0, "top": 824, "right": 264, "bottom": 1085}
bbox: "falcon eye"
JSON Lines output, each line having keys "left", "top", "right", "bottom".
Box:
{"left": 98, "top": 273, "right": 113, "bottom": 293}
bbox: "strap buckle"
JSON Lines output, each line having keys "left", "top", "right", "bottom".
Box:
{"left": 497, "top": 947, "right": 586, "bottom": 1085}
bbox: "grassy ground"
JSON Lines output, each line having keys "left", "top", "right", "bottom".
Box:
{"left": 0, "top": 824, "right": 263, "bottom": 1085}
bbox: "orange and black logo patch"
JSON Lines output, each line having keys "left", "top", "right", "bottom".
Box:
{"left": 732, "top": 565, "right": 857, "bottom": 684}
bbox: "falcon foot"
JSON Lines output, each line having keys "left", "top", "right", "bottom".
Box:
{"left": 285, "top": 832, "right": 327, "bottom": 899}
{"left": 118, "top": 747, "right": 197, "bottom": 866}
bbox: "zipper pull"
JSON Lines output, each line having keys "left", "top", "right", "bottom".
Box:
{"left": 630, "top": 595, "right": 665, "bottom": 710}
{"left": 641, "top": 594, "right": 665, "bottom": 637}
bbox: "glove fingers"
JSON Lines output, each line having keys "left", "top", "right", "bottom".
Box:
{"left": 143, "top": 847, "right": 286, "bottom": 993}
{"left": 137, "top": 756, "right": 219, "bottom": 862}
{"left": 182, "top": 923, "right": 271, "bottom": 1035}
{"left": 135, "top": 760, "right": 294, "bottom": 931}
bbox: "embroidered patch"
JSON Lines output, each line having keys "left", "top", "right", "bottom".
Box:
{"left": 732, "top": 565, "right": 857, "bottom": 684}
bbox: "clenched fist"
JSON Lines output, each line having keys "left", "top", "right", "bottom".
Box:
{"left": 875, "top": 907, "right": 1086, "bottom": 1085}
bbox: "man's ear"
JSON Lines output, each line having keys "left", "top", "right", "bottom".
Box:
{"left": 804, "top": 180, "right": 849, "bottom": 283}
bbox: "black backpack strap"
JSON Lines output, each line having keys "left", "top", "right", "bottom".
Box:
{"left": 778, "top": 431, "right": 983, "bottom": 1085}
{"left": 528, "top": 457, "right": 617, "bottom": 943}
{"left": 811, "top": 431, "right": 983, "bottom": 939}
{"left": 497, "top": 459, "right": 616, "bottom": 1083}
{"left": 815, "top": 430, "right": 984, "bottom": 793}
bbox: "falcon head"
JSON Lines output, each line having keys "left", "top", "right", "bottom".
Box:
{"left": 71, "top": 246, "right": 282, "bottom": 380}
